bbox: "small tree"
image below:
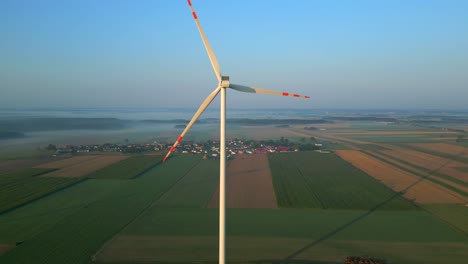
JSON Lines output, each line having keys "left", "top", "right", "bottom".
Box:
{"left": 46, "top": 144, "right": 57, "bottom": 151}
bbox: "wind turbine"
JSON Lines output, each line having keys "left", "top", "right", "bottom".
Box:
{"left": 163, "top": 1, "right": 310, "bottom": 263}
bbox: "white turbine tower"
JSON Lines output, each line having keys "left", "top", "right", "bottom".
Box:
{"left": 163, "top": 1, "right": 310, "bottom": 263}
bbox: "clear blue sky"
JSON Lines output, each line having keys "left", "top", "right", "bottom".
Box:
{"left": 1, "top": 0, "right": 467, "bottom": 109}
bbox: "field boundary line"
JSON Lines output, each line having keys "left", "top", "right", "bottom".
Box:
{"left": 418, "top": 206, "right": 468, "bottom": 236}
{"left": 363, "top": 150, "right": 468, "bottom": 198}
{"left": 130, "top": 158, "right": 163, "bottom": 179}
{"left": 91, "top": 157, "right": 201, "bottom": 261}
{"left": 276, "top": 185, "right": 408, "bottom": 263}
{"left": 0, "top": 178, "right": 88, "bottom": 215}
{"left": 404, "top": 144, "right": 468, "bottom": 165}
{"left": 374, "top": 149, "right": 468, "bottom": 188}
{"left": 277, "top": 150, "right": 464, "bottom": 263}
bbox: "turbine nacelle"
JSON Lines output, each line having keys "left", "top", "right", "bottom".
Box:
{"left": 221, "top": 76, "right": 230, "bottom": 88}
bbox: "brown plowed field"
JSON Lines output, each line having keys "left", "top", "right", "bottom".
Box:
{"left": 208, "top": 153, "right": 277, "bottom": 208}
{"left": 35, "top": 155, "right": 98, "bottom": 168}
{"left": 381, "top": 148, "right": 468, "bottom": 183}
{"left": 336, "top": 150, "right": 465, "bottom": 204}
{"left": 42, "top": 155, "right": 128, "bottom": 178}
{"left": 0, "top": 243, "right": 15, "bottom": 254}
{"left": 411, "top": 143, "right": 468, "bottom": 159}
{"left": 0, "top": 157, "right": 66, "bottom": 173}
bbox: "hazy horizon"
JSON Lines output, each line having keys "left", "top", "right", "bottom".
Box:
{"left": 2, "top": 0, "right": 467, "bottom": 109}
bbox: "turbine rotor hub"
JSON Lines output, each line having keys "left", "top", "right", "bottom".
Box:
{"left": 221, "top": 76, "right": 230, "bottom": 88}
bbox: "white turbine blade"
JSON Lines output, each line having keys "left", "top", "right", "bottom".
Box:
{"left": 187, "top": 0, "right": 222, "bottom": 83}
{"left": 230, "top": 84, "right": 310, "bottom": 99}
{"left": 163, "top": 86, "right": 221, "bottom": 162}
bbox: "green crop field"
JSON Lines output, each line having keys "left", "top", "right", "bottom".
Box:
{"left": 346, "top": 134, "right": 436, "bottom": 143}
{"left": 422, "top": 204, "right": 468, "bottom": 234}
{"left": 94, "top": 208, "right": 468, "bottom": 264}
{"left": 154, "top": 158, "right": 219, "bottom": 208}
{"left": 86, "top": 155, "right": 162, "bottom": 179}
{"left": 268, "top": 151, "right": 416, "bottom": 210}
{"left": 0, "top": 168, "right": 81, "bottom": 213}
{"left": 1, "top": 152, "right": 467, "bottom": 264}
{"left": 0, "top": 155, "right": 203, "bottom": 264}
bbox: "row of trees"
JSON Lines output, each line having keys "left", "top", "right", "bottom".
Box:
{"left": 243, "top": 136, "right": 319, "bottom": 151}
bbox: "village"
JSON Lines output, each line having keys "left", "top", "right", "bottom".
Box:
{"left": 48, "top": 137, "right": 324, "bottom": 159}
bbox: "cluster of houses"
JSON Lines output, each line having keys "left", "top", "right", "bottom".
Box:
{"left": 51, "top": 138, "right": 324, "bottom": 158}
{"left": 176, "top": 139, "right": 300, "bottom": 160}
{"left": 52, "top": 142, "right": 160, "bottom": 154}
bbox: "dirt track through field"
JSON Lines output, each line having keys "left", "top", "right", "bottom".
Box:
{"left": 42, "top": 155, "right": 128, "bottom": 178}
{"left": 208, "top": 153, "right": 277, "bottom": 208}
{"left": 336, "top": 150, "right": 466, "bottom": 204}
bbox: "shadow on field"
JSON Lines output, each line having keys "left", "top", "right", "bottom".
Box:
{"left": 275, "top": 151, "right": 461, "bottom": 264}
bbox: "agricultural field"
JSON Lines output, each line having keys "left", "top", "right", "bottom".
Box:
{"left": 410, "top": 143, "right": 468, "bottom": 159}
{"left": 268, "top": 151, "right": 416, "bottom": 210}
{"left": 35, "top": 155, "right": 98, "bottom": 169}
{"left": 0, "top": 155, "right": 204, "bottom": 264}
{"left": 336, "top": 150, "right": 466, "bottom": 204}
{"left": 42, "top": 155, "right": 128, "bottom": 178}
{"left": 154, "top": 157, "right": 219, "bottom": 208}
{"left": 422, "top": 204, "right": 468, "bottom": 234}
{"left": 0, "top": 156, "right": 65, "bottom": 174}
{"left": 94, "top": 207, "right": 468, "bottom": 263}
{"left": 209, "top": 153, "right": 277, "bottom": 208}
{"left": 0, "top": 168, "right": 81, "bottom": 213}
{"left": 1, "top": 119, "right": 468, "bottom": 264}
{"left": 379, "top": 148, "right": 468, "bottom": 182}
{"left": 85, "top": 155, "right": 162, "bottom": 179}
